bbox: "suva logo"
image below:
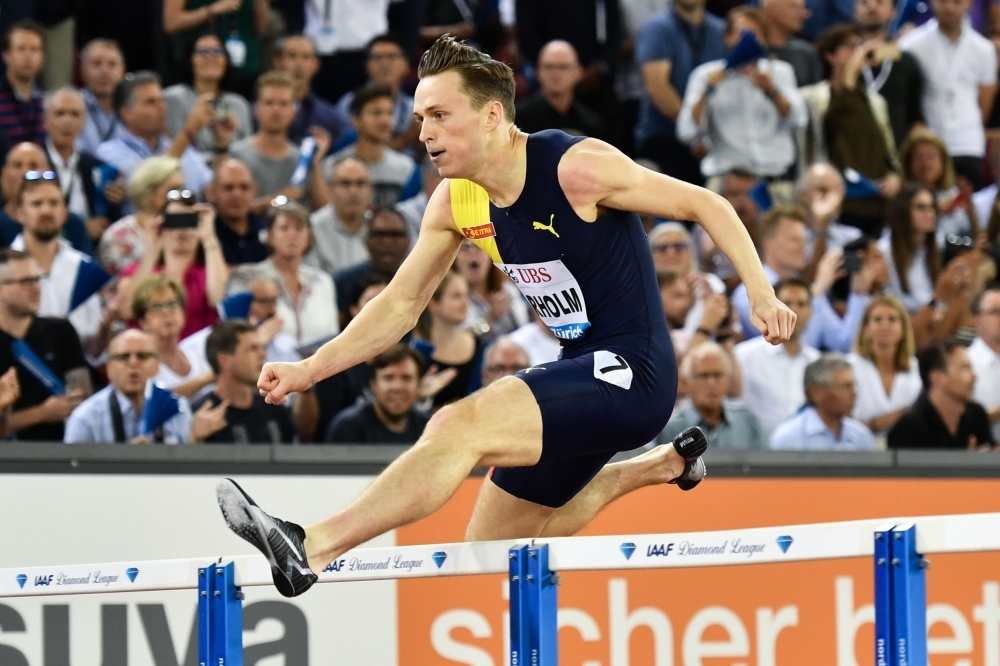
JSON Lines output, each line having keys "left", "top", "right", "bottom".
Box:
{"left": 432, "top": 552, "right": 447, "bottom": 569}
{"left": 776, "top": 535, "right": 794, "bottom": 553}
{"left": 620, "top": 543, "right": 637, "bottom": 560}
{"left": 15, "top": 574, "right": 26, "bottom": 589}
{"left": 34, "top": 575, "right": 54, "bottom": 586}
{"left": 126, "top": 567, "right": 139, "bottom": 583}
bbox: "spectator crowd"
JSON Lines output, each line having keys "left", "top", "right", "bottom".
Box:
{"left": 0, "top": 0, "right": 996, "bottom": 452}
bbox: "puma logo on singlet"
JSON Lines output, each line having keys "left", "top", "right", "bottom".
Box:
{"left": 532, "top": 214, "right": 559, "bottom": 238}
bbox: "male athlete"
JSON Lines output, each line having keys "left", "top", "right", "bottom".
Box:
{"left": 217, "top": 36, "right": 796, "bottom": 598}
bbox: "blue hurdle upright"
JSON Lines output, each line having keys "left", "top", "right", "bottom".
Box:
{"left": 196, "top": 525, "right": 931, "bottom": 666}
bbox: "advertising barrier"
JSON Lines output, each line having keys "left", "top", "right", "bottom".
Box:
{"left": 1, "top": 473, "right": 999, "bottom": 665}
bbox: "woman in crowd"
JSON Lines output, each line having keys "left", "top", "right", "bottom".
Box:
{"left": 453, "top": 240, "right": 529, "bottom": 340}
{"left": 648, "top": 223, "right": 727, "bottom": 340}
{"left": 162, "top": 0, "right": 267, "bottom": 99}
{"left": 98, "top": 157, "right": 184, "bottom": 275}
{"left": 847, "top": 295, "right": 921, "bottom": 437}
{"left": 411, "top": 270, "right": 486, "bottom": 410}
{"left": 118, "top": 191, "right": 229, "bottom": 339}
{"left": 878, "top": 182, "right": 940, "bottom": 313}
{"left": 229, "top": 200, "right": 339, "bottom": 346}
{"left": 164, "top": 33, "right": 253, "bottom": 155}
{"left": 900, "top": 128, "right": 977, "bottom": 239}
{"left": 132, "top": 276, "right": 214, "bottom": 398}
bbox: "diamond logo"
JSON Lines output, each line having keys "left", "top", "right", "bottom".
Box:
{"left": 620, "top": 542, "right": 637, "bottom": 560}
{"left": 15, "top": 574, "right": 26, "bottom": 589}
{"left": 126, "top": 567, "right": 139, "bottom": 583}
{"left": 432, "top": 552, "right": 447, "bottom": 569}
{"left": 776, "top": 536, "right": 793, "bottom": 553}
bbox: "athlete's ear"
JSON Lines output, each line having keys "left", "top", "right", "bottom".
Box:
{"left": 483, "top": 100, "right": 505, "bottom": 131}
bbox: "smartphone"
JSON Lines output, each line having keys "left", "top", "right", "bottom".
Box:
{"left": 213, "top": 98, "right": 228, "bottom": 122}
{"left": 943, "top": 234, "right": 974, "bottom": 267}
{"left": 162, "top": 212, "right": 200, "bottom": 229}
{"left": 162, "top": 189, "right": 199, "bottom": 228}
{"left": 843, "top": 250, "right": 863, "bottom": 273}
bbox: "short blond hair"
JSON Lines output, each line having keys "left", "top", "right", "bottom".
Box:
{"left": 132, "top": 275, "right": 186, "bottom": 321}
{"left": 127, "top": 156, "right": 182, "bottom": 212}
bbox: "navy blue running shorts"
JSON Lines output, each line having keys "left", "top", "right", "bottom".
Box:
{"left": 489, "top": 347, "right": 677, "bottom": 508}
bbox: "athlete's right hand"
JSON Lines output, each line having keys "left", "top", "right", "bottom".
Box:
{"left": 749, "top": 293, "right": 797, "bottom": 345}
{"left": 258, "top": 361, "right": 314, "bottom": 405}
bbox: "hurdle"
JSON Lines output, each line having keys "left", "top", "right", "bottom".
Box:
{"left": 2, "top": 511, "right": 998, "bottom": 665}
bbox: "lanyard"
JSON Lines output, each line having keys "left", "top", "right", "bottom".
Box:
{"left": 943, "top": 29, "right": 972, "bottom": 94}
{"left": 862, "top": 59, "right": 893, "bottom": 93}
{"left": 86, "top": 97, "right": 119, "bottom": 143}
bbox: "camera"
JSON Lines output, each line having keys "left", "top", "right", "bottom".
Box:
{"left": 162, "top": 189, "right": 200, "bottom": 229}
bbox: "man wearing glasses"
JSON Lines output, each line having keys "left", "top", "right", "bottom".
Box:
{"left": 332, "top": 207, "right": 410, "bottom": 326}
{"left": 514, "top": 41, "right": 603, "bottom": 140}
{"left": 0, "top": 248, "right": 88, "bottom": 441}
{"left": 334, "top": 35, "right": 418, "bottom": 152}
{"left": 309, "top": 156, "right": 373, "bottom": 275}
{"left": 64, "top": 329, "right": 227, "bottom": 443}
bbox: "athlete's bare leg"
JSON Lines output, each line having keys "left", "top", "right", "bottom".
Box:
{"left": 464, "top": 443, "right": 688, "bottom": 542}
{"left": 538, "top": 445, "right": 687, "bottom": 537}
{"left": 301, "top": 376, "right": 543, "bottom": 573}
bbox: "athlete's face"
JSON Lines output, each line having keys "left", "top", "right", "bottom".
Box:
{"left": 414, "top": 71, "right": 499, "bottom": 179}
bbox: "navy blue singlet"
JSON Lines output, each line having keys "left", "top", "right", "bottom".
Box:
{"left": 449, "top": 130, "right": 677, "bottom": 507}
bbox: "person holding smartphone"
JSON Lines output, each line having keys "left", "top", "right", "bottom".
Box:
{"left": 117, "top": 189, "right": 231, "bottom": 339}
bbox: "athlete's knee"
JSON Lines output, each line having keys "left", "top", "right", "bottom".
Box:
{"left": 418, "top": 399, "right": 502, "bottom": 460}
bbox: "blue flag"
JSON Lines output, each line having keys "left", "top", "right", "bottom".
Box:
{"left": 11, "top": 339, "right": 65, "bottom": 395}
{"left": 91, "top": 164, "right": 119, "bottom": 218}
{"left": 844, "top": 168, "right": 881, "bottom": 199}
{"left": 139, "top": 384, "right": 180, "bottom": 436}
{"left": 70, "top": 259, "right": 112, "bottom": 312}
{"left": 725, "top": 31, "right": 766, "bottom": 70}
{"left": 290, "top": 137, "right": 317, "bottom": 188}
{"left": 219, "top": 292, "right": 253, "bottom": 320}
{"left": 749, "top": 181, "right": 773, "bottom": 212}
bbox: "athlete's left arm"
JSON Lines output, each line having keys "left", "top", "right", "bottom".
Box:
{"left": 559, "top": 139, "right": 795, "bottom": 343}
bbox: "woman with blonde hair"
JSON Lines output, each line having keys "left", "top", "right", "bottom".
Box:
{"left": 846, "top": 294, "right": 922, "bottom": 435}
{"left": 900, "top": 127, "right": 977, "bottom": 239}
{"left": 98, "top": 156, "right": 184, "bottom": 274}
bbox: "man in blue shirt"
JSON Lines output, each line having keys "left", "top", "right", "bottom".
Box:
{"left": 770, "top": 353, "right": 876, "bottom": 449}
{"left": 65, "top": 330, "right": 195, "bottom": 444}
{"left": 635, "top": 0, "right": 726, "bottom": 184}
{"left": 95, "top": 71, "right": 214, "bottom": 206}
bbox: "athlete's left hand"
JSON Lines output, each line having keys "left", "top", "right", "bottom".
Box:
{"left": 750, "top": 293, "right": 797, "bottom": 344}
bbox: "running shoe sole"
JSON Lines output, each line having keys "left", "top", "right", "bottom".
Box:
{"left": 216, "top": 478, "right": 317, "bottom": 597}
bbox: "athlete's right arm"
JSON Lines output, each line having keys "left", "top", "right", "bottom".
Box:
{"left": 257, "top": 183, "right": 463, "bottom": 405}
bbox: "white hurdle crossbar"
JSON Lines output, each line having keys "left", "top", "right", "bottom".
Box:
{"left": 1, "top": 511, "right": 998, "bottom": 665}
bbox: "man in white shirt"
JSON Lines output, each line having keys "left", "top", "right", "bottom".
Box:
{"left": 735, "top": 277, "right": 821, "bottom": 434}
{"left": 899, "top": 0, "right": 998, "bottom": 190}
{"left": 76, "top": 39, "right": 126, "bottom": 154}
{"left": 968, "top": 285, "right": 1000, "bottom": 442}
{"left": 770, "top": 353, "right": 876, "bottom": 450}
{"left": 677, "top": 7, "right": 807, "bottom": 180}
{"left": 11, "top": 174, "right": 103, "bottom": 352}
{"left": 309, "top": 156, "right": 373, "bottom": 274}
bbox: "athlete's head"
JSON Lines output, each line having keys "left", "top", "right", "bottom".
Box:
{"left": 414, "top": 35, "right": 516, "bottom": 178}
